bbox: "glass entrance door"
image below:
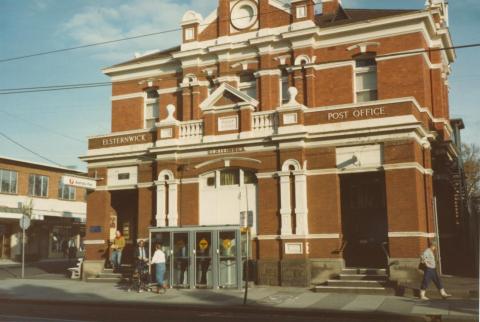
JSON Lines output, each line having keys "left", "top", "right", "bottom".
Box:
{"left": 195, "top": 231, "right": 213, "bottom": 288}
{"left": 172, "top": 232, "right": 190, "bottom": 288}
{"left": 149, "top": 226, "right": 243, "bottom": 290}
{"left": 218, "top": 230, "right": 238, "bottom": 288}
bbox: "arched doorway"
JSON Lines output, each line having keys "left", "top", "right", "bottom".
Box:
{"left": 199, "top": 168, "right": 258, "bottom": 235}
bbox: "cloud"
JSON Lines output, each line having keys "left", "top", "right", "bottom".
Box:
{"left": 62, "top": 0, "right": 217, "bottom": 63}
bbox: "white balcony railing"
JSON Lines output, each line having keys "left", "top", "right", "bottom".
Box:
{"left": 252, "top": 111, "right": 278, "bottom": 134}
{"left": 179, "top": 120, "right": 203, "bottom": 139}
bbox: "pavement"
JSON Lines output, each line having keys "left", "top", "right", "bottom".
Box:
{"left": 0, "top": 278, "right": 477, "bottom": 322}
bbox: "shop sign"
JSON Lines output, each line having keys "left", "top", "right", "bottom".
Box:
{"left": 327, "top": 106, "right": 386, "bottom": 121}
{"left": 208, "top": 147, "right": 245, "bottom": 155}
{"left": 62, "top": 176, "right": 97, "bottom": 189}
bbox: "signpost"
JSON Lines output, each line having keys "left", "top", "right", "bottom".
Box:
{"left": 19, "top": 214, "right": 31, "bottom": 279}
{"left": 240, "top": 210, "right": 253, "bottom": 305}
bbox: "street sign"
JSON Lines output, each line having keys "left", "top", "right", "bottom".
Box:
{"left": 19, "top": 215, "right": 30, "bottom": 230}
{"left": 62, "top": 175, "right": 97, "bottom": 189}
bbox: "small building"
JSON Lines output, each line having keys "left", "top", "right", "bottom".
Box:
{"left": 0, "top": 156, "right": 87, "bottom": 261}
{"left": 81, "top": 0, "right": 461, "bottom": 287}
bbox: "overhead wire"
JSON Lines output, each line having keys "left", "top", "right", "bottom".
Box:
{"left": 0, "top": 43, "right": 479, "bottom": 95}
{"left": 0, "top": 131, "right": 65, "bottom": 167}
{"left": 0, "top": 1, "right": 314, "bottom": 64}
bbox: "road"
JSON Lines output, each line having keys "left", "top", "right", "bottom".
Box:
{"left": 0, "top": 301, "right": 432, "bottom": 322}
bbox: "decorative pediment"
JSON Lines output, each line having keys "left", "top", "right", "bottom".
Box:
{"left": 200, "top": 83, "right": 259, "bottom": 112}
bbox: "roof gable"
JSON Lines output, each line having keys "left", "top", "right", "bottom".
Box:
{"left": 200, "top": 83, "right": 259, "bottom": 111}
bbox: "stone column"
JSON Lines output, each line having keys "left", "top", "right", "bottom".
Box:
{"left": 294, "top": 172, "right": 309, "bottom": 235}
{"left": 279, "top": 173, "right": 293, "bottom": 236}
{"left": 156, "top": 183, "right": 166, "bottom": 227}
{"left": 167, "top": 180, "right": 179, "bottom": 226}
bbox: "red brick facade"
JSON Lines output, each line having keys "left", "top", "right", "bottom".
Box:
{"left": 82, "top": 0, "right": 460, "bottom": 285}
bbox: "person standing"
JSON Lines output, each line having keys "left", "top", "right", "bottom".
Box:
{"left": 135, "top": 240, "right": 148, "bottom": 273}
{"left": 67, "top": 237, "right": 77, "bottom": 263}
{"left": 110, "top": 230, "right": 125, "bottom": 271}
{"left": 151, "top": 243, "right": 167, "bottom": 293}
{"left": 419, "top": 241, "right": 452, "bottom": 300}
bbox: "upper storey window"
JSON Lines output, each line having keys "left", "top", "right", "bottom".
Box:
{"left": 355, "top": 55, "right": 378, "bottom": 103}
{"left": 145, "top": 89, "right": 159, "bottom": 129}
{"left": 29, "top": 174, "right": 49, "bottom": 197}
{"left": 239, "top": 73, "right": 257, "bottom": 99}
{"left": 0, "top": 169, "right": 17, "bottom": 194}
{"left": 280, "top": 70, "right": 289, "bottom": 104}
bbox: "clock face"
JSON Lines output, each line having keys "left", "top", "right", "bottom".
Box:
{"left": 231, "top": 0, "right": 258, "bottom": 30}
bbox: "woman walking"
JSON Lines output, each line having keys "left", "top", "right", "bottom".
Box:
{"left": 151, "top": 243, "right": 167, "bottom": 294}
{"left": 419, "top": 241, "right": 451, "bottom": 300}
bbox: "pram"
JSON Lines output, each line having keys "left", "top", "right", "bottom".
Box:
{"left": 127, "top": 260, "right": 152, "bottom": 293}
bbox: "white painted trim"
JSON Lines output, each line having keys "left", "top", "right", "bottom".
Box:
{"left": 388, "top": 232, "right": 436, "bottom": 238}
{"left": 83, "top": 240, "right": 106, "bottom": 245}
{"left": 111, "top": 92, "right": 144, "bottom": 101}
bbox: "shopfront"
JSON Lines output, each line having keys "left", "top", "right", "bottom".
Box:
{"left": 149, "top": 226, "right": 245, "bottom": 289}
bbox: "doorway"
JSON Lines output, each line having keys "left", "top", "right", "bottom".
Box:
{"left": 340, "top": 172, "right": 388, "bottom": 268}
{"left": 149, "top": 226, "right": 243, "bottom": 289}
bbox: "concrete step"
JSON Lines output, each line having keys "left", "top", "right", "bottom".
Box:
{"left": 326, "top": 279, "right": 387, "bottom": 288}
{"left": 314, "top": 285, "right": 394, "bottom": 295}
{"left": 339, "top": 273, "right": 388, "bottom": 281}
{"left": 97, "top": 272, "right": 123, "bottom": 278}
{"left": 341, "top": 268, "right": 387, "bottom": 275}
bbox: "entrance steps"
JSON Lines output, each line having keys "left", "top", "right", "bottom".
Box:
{"left": 86, "top": 266, "right": 132, "bottom": 283}
{"left": 314, "top": 268, "right": 395, "bottom": 295}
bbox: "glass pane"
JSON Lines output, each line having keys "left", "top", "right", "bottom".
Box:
{"left": 356, "top": 58, "right": 376, "bottom": 68}
{"left": 41, "top": 176, "right": 49, "bottom": 197}
{"left": 1, "top": 170, "right": 9, "bottom": 193}
{"left": 9, "top": 171, "right": 17, "bottom": 193}
{"left": 195, "top": 232, "right": 212, "bottom": 288}
{"left": 281, "top": 78, "right": 289, "bottom": 103}
{"left": 356, "top": 71, "right": 377, "bottom": 91}
{"left": 69, "top": 187, "right": 75, "bottom": 200}
{"left": 242, "top": 86, "right": 257, "bottom": 99}
{"left": 151, "top": 232, "right": 171, "bottom": 287}
{"left": 34, "top": 176, "right": 41, "bottom": 196}
{"left": 220, "top": 169, "right": 239, "bottom": 186}
{"left": 146, "top": 119, "right": 156, "bottom": 128}
{"left": 173, "top": 232, "right": 189, "bottom": 288}
{"left": 356, "top": 90, "right": 378, "bottom": 103}
{"left": 28, "top": 175, "right": 34, "bottom": 195}
{"left": 244, "top": 171, "right": 257, "bottom": 184}
{"left": 219, "top": 231, "right": 237, "bottom": 288}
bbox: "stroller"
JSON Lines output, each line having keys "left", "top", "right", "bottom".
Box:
{"left": 128, "top": 260, "right": 152, "bottom": 293}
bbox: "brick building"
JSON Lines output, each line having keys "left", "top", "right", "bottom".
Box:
{"left": 81, "top": 0, "right": 461, "bottom": 288}
{"left": 0, "top": 157, "right": 87, "bottom": 261}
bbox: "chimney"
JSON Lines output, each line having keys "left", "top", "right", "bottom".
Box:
{"left": 322, "top": 0, "right": 342, "bottom": 16}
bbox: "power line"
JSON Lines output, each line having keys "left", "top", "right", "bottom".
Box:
{"left": 0, "top": 110, "right": 85, "bottom": 144}
{"left": 0, "top": 2, "right": 307, "bottom": 64}
{"left": 0, "top": 131, "right": 64, "bottom": 167}
{"left": 0, "top": 43, "right": 479, "bottom": 95}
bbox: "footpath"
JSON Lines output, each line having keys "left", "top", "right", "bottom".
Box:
{"left": 0, "top": 278, "right": 477, "bottom": 322}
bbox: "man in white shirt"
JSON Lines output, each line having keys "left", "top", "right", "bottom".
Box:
{"left": 419, "top": 241, "right": 451, "bottom": 300}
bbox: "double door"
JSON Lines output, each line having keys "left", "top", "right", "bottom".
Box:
{"left": 149, "top": 227, "right": 244, "bottom": 289}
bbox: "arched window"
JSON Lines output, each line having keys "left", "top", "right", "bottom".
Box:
{"left": 355, "top": 53, "right": 378, "bottom": 102}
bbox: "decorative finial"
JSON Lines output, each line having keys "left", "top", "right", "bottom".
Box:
{"left": 287, "top": 87, "right": 299, "bottom": 105}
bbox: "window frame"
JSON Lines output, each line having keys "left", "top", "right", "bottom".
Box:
{"left": 28, "top": 174, "right": 49, "bottom": 198}
{"left": 355, "top": 56, "right": 378, "bottom": 103}
{"left": 144, "top": 89, "right": 159, "bottom": 129}
{"left": 0, "top": 169, "right": 18, "bottom": 194}
{"left": 58, "top": 179, "right": 76, "bottom": 201}
{"left": 239, "top": 74, "right": 257, "bottom": 99}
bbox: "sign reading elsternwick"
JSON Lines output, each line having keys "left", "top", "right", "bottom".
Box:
{"left": 62, "top": 176, "right": 97, "bottom": 189}
{"left": 102, "top": 134, "right": 147, "bottom": 146}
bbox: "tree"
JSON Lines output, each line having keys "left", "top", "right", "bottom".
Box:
{"left": 462, "top": 143, "right": 480, "bottom": 203}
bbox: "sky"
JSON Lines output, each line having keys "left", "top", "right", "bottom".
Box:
{"left": 0, "top": 0, "right": 479, "bottom": 171}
